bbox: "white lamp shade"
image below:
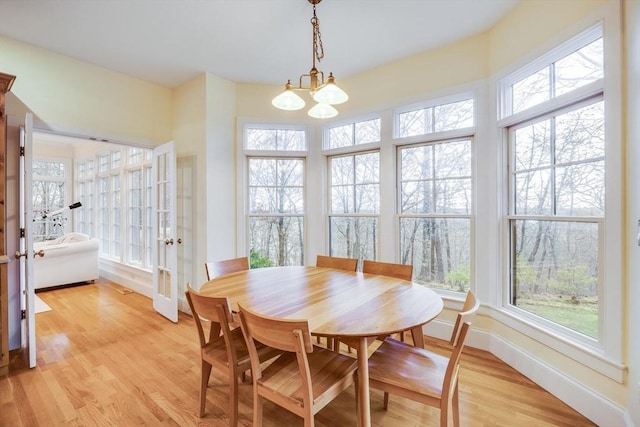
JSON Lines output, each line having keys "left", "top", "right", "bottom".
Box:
{"left": 313, "top": 79, "right": 349, "bottom": 105}
{"left": 308, "top": 103, "right": 338, "bottom": 119}
{"left": 272, "top": 89, "right": 305, "bottom": 111}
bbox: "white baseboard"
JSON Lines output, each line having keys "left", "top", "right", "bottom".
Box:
{"left": 423, "top": 320, "right": 627, "bottom": 427}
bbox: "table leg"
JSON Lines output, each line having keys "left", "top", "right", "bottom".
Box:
{"left": 410, "top": 326, "right": 425, "bottom": 348}
{"left": 357, "top": 337, "right": 371, "bottom": 427}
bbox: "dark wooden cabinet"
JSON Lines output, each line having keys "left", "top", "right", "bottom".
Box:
{"left": 0, "top": 72, "right": 16, "bottom": 376}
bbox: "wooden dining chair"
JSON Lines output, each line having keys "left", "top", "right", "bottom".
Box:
{"left": 205, "top": 257, "right": 249, "bottom": 281}
{"left": 185, "top": 285, "right": 281, "bottom": 425}
{"left": 238, "top": 303, "right": 358, "bottom": 427}
{"left": 362, "top": 259, "right": 413, "bottom": 281}
{"left": 315, "top": 254, "right": 358, "bottom": 348}
{"left": 316, "top": 254, "right": 358, "bottom": 271}
{"left": 367, "top": 290, "right": 480, "bottom": 427}
{"left": 334, "top": 259, "right": 414, "bottom": 352}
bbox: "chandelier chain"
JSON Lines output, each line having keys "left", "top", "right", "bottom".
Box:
{"left": 311, "top": 6, "right": 324, "bottom": 63}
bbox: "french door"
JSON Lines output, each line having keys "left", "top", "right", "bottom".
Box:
{"left": 152, "top": 141, "right": 178, "bottom": 322}
{"left": 18, "top": 113, "right": 36, "bottom": 368}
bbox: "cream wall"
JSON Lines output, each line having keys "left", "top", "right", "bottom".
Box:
{"left": 0, "top": 37, "right": 172, "bottom": 144}
{"left": 488, "top": 0, "right": 606, "bottom": 73}
{"left": 204, "top": 73, "right": 237, "bottom": 284}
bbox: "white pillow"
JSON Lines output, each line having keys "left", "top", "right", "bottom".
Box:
{"left": 60, "top": 232, "right": 90, "bottom": 243}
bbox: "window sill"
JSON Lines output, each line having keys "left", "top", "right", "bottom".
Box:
{"left": 490, "top": 306, "right": 626, "bottom": 383}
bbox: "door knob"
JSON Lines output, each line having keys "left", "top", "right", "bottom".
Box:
{"left": 177, "top": 238, "right": 182, "bottom": 244}
{"left": 15, "top": 249, "right": 46, "bottom": 259}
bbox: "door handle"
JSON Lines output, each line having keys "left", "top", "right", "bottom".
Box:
{"left": 15, "top": 249, "right": 45, "bottom": 259}
{"left": 165, "top": 238, "right": 174, "bottom": 245}
{"left": 177, "top": 238, "right": 182, "bottom": 244}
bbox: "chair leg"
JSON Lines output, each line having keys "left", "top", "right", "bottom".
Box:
{"left": 200, "top": 361, "right": 213, "bottom": 417}
{"left": 452, "top": 381, "right": 460, "bottom": 427}
{"left": 253, "top": 392, "right": 263, "bottom": 427}
{"left": 229, "top": 371, "right": 239, "bottom": 427}
{"left": 383, "top": 392, "right": 389, "bottom": 410}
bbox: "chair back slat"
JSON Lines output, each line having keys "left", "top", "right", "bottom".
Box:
{"left": 450, "top": 290, "right": 479, "bottom": 347}
{"left": 362, "top": 260, "right": 413, "bottom": 281}
{"left": 316, "top": 255, "right": 358, "bottom": 271}
{"left": 205, "top": 257, "right": 249, "bottom": 280}
{"left": 239, "top": 304, "right": 313, "bottom": 353}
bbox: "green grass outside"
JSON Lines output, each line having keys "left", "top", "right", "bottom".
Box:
{"left": 517, "top": 295, "right": 598, "bottom": 338}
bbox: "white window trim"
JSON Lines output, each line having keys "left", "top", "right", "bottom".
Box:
{"left": 393, "top": 90, "right": 477, "bottom": 140}
{"left": 496, "top": 11, "right": 624, "bottom": 380}
{"left": 238, "top": 120, "right": 311, "bottom": 265}
{"left": 321, "top": 112, "right": 382, "bottom": 152}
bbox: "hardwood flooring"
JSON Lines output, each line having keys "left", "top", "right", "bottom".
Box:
{"left": 0, "top": 279, "right": 596, "bottom": 426}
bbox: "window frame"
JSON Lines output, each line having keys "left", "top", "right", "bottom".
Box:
{"left": 241, "top": 123, "right": 309, "bottom": 267}
{"left": 396, "top": 136, "right": 475, "bottom": 296}
{"left": 327, "top": 149, "right": 381, "bottom": 262}
{"left": 497, "top": 20, "right": 624, "bottom": 377}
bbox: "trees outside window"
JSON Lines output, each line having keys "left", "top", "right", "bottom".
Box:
{"left": 398, "top": 140, "right": 472, "bottom": 292}
{"left": 32, "top": 159, "right": 68, "bottom": 241}
{"left": 328, "top": 151, "right": 380, "bottom": 263}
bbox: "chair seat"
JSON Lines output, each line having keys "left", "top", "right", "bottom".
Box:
{"left": 203, "top": 326, "right": 278, "bottom": 368}
{"left": 368, "top": 337, "right": 448, "bottom": 399}
{"left": 258, "top": 345, "right": 358, "bottom": 407}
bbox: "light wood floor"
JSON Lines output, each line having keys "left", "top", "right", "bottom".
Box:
{"left": 1, "top": 278, "right": 596, "bottom": 426}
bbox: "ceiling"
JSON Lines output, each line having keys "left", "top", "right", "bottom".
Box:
{"left": 0, "top": 0, "right": 521, "bottom": 89}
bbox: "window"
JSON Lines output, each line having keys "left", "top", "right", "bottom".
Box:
{"left": 76, "top": 160, "right": 94, "bottom": 237}
{"left": 394, "top": 95, "right": 475, "bottom": 292}
{"left": 398, "top": 139, "right": 473, "bottom": 292}
{"left": 501, "top": 25, "right": 604, "bottom": 340}
{"left": 126, "top": 147, "right": 153, "bottom": 268}
{"left": 75, "top": 146, "right": 152, "bottom": 269}
{"left": 328, "top": 151, "right": 380, "bottom": 262}
{"left": 32, "top": 159, "right": 68, "bottom": 241}
{"left": 96, "top": 150, "right": 122, "bottom": 259}
{"left": 245, "top": 127, "right": 305, "bottom": 151}
{"left": 397, "top": 98, "right": 474, "bottom": 138}
{"left": 327, "top": 118, "right": 381, "bottom": 149}
{"left": 245, "top": 126, "right": 306, "bottom": 267}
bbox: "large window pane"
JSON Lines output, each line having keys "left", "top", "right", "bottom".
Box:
{"left": 400, "top": 140, "right": 471, "bottom": 215}
{"left": 329, "top": 217, "right": 377, "bottom": 262}
{"left": 512, "top": 220, "right": 598, "bottom": 338}
{"left": 249, "top": 216, "right": 304, "bottom": 266}
{"left": 247, "top": 152, "right": 305, "bottom": 267}
{"left": 399, "top": 217, "right": 470, "bottom": 292}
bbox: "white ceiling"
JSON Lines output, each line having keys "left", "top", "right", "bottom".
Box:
{"left": 0, "top": 0, "right": 520, "bottom": 89}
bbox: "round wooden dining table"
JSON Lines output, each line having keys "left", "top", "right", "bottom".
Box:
{"left": 199, "top": 265, "right": 444, "bottom": 427}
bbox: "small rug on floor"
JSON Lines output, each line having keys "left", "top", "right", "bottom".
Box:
{"left": 35, "top": 295, "right": 52, "bottom": 313}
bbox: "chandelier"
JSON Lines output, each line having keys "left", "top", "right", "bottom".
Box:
{"left": 271, "top": 0, "right": 348, "bottom": 119}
